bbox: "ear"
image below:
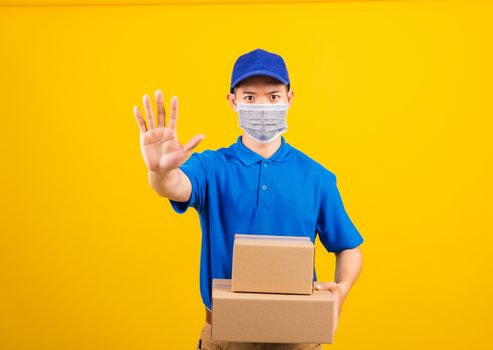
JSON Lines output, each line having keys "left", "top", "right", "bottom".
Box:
{"left": 227, "top": 93, "right": 238, "bottom": 112}
{"left": 287, "top": 89, "right": 294, "bottom": 106}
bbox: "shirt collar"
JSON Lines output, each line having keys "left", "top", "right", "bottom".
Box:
{"left": 233, "top": 135, "right": 292, "bottom": 166}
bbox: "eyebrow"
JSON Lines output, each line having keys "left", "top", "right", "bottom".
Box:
{"left": 242, "top": 90, "right": 281, "bottom": 94}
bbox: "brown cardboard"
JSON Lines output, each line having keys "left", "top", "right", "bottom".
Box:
{"left": 212, "top": 279, "right": 336, "bottom": 344}
{"left": 231, "top": 234, "right": 315, "bottom": 295}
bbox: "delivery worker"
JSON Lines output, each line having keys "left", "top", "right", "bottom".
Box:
{"left": 133, "top": 48, "right": 364, "bottom": 350}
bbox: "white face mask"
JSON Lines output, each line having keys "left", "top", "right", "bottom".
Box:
{"left": 236, "top": 102, "right": 290, "bottom": 144}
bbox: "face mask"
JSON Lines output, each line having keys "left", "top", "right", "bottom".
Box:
{"left": 236, "top": 102, "right": 290, "bottom": 144}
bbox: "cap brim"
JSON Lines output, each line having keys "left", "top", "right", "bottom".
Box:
{"left": 230, "top": 70, "right": 290, "bottom": 93}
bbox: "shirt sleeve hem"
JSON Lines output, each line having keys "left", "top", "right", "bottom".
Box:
{"left": 327, "top": 236, "right": 364, "bottom": 254}
{"left": 168, "top": 167, "right": 196, "bottom": 214}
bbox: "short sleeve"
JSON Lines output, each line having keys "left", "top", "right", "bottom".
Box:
{"left": 168, "top": 151, "right": 207, "bottom": 214}
{"left": 316, "top": 174, "right": 364, "bottom": 253}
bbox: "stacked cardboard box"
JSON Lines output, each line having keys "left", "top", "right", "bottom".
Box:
{"left": 212, "top": 234, "right": 336, "bottom": 344}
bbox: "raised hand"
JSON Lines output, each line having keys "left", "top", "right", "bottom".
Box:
{"left": 133, "top": 89, "right": 205, "bottom": 174}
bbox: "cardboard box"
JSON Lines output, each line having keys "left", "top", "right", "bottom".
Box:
{"left": 232, "top": 234, "right": 315, "bottom": 295}
{"left": 212, "top": 279, "right": 336, "bottom": 344}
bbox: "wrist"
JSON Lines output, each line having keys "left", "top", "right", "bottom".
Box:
{"left": 337, "top": 280, "right": 352, "bottom": 294}
{"left": 148, "top": 168, "right": 176, "bottom": 197}
{"left": 149, "top": 168, "right": 172, "bottom": 179}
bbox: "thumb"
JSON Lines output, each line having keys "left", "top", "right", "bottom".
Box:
{"left": 183, "top": 134, "right": 205, "bottom": 157}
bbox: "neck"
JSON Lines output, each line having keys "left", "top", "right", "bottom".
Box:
{"left": 241, "top": 132, "right": 282, "bottom": 159}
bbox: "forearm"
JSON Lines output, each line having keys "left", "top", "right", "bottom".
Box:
{"left": 148, "top": 168, "right": 189, "bottom": 201}
{"left": 334, "top": 246, "right": 363, "bottom": 290}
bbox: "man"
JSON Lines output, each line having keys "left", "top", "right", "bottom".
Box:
{"left": 133, "top": 48, "right": 364, "bottom": 350}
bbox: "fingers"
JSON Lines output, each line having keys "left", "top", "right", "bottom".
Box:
{"left": 143, "top": 94, "right": 156, "bottom": 129}
{"left": 155, "top": 89, "right": 166, "bottom": 127}
{"left": 168, "top": 96, "right": 178, "bottom": 131}
{"left": 136, "top": 91, "right": 178, "bottom": 133}
{"left": 183, "top": 134, "right": 205, "bottom": 157}
{"left": 313, "top": 281, "right": 340, "bottom": 336}
{"left": 314, "top": 282, "right": 337, "bottom": 292}
{"left": 133, "top": 105, "right": 147, "bottom": 133}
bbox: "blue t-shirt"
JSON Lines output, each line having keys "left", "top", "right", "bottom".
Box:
{"left": 169, "top": 135, "right": 364, "bottom": 310}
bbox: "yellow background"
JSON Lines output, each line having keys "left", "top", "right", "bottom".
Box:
{"left": 1, "top": 0, "right": 492, "bottom": 349}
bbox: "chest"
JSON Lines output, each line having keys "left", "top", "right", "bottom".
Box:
{"left": 211, "top": 161, "right": 320, "bottom": 220}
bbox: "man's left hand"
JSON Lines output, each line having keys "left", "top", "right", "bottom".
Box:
{"left": 314, "top": 281, "right": 351, "bottom": 335}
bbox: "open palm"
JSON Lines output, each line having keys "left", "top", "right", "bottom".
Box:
{"left": 133, "top": 90, "right": 205, "bottom": 174}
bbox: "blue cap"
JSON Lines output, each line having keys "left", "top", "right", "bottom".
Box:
{"left": 230, "top": 48, "right": 290, "bottom": 93}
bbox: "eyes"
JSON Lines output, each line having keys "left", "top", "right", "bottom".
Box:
{"left": 243, "top": 94, "right": 281, "bottom": 102}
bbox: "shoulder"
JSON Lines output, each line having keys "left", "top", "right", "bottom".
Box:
{"left": 188, "top": 143, "right": 236, "bottom": 166}
{"left": 288, "top": 144, "right": 337, "bottom": 184}
{"left": 203, "top": 138, "right": 241, "bottom": 161}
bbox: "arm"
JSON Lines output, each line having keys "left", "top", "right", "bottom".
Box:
{"left": 148, "top": 168, "right": 191, "bottom": 202}
{"left": 315, "top": 246, "right": 363, "bottom": 333}
{"left": 314, "top": 174, "right": 364, "bottom": 333}
{"left": 133, "top": 89, "right": 204, "bottom": 202}
{"left": 334, "top": 245, "right": 363, "bottom": 299}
